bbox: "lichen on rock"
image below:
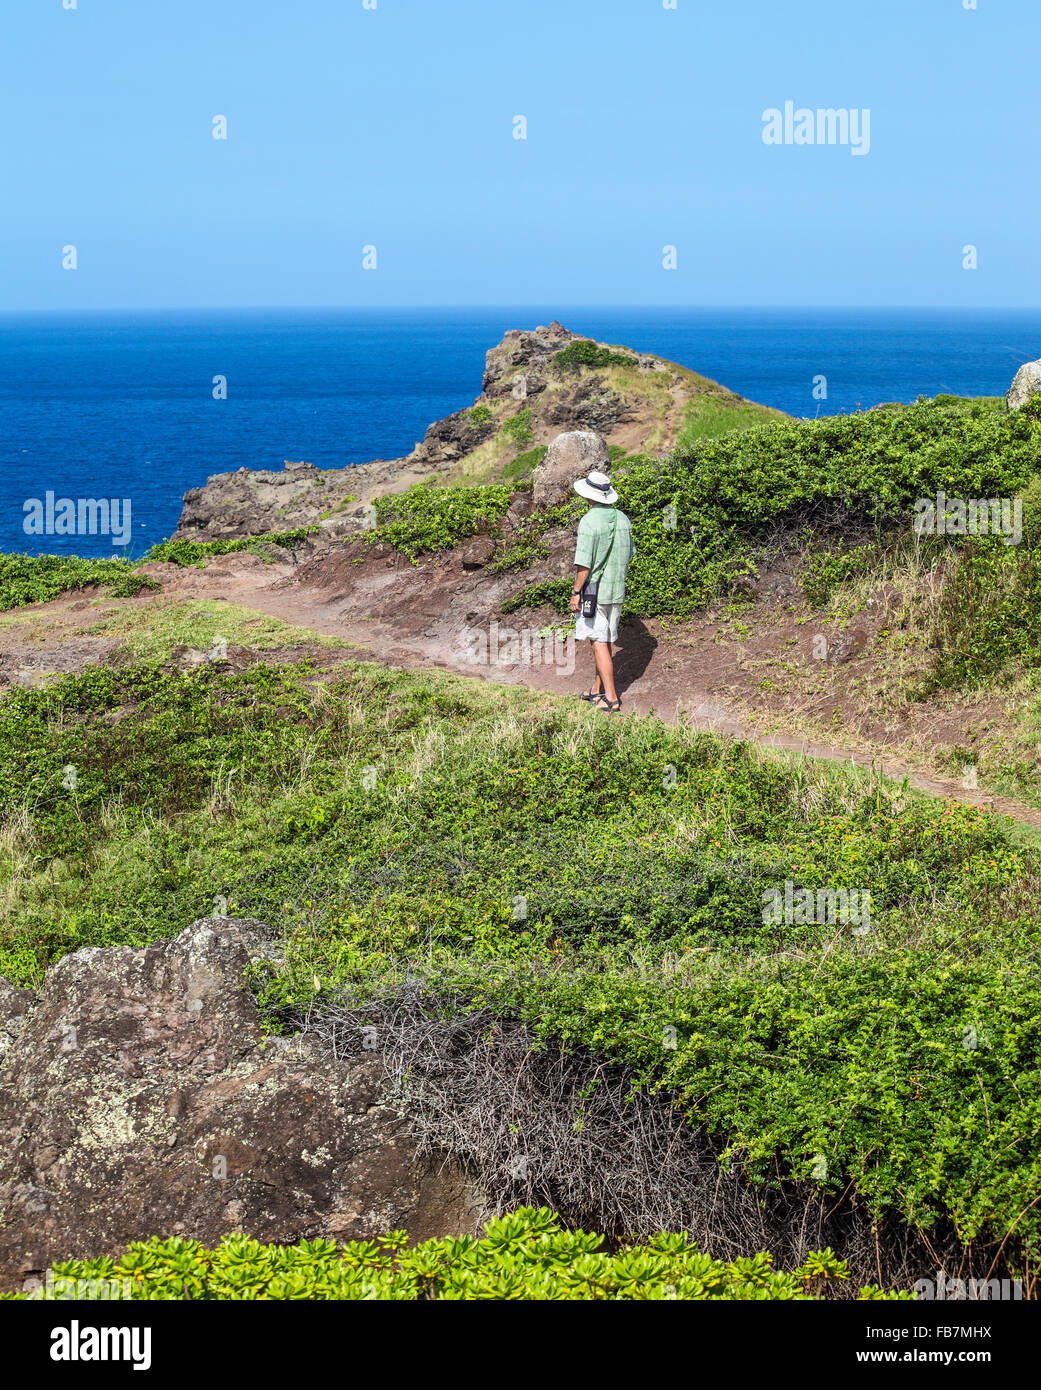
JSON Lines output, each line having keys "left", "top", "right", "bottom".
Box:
{"left": 0, "top": 919, "right": 482, "bottom": 1287}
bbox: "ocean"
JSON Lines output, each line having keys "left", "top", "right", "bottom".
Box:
{"left": 1, "top": 307, "right": 1038, "bottom": 559}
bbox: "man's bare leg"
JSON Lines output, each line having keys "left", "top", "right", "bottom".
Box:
{"left": 582, "top": 668, "right": 604, "bottom": 699}
{"left": 592, "top": 641, "right": 618, "bottom": 703}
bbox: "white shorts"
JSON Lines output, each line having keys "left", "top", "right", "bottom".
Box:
{"left": 575, "top": 602, "right": 622, "bottom": 643}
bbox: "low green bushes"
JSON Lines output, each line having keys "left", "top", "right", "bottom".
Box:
{"left": 369, "top": 482, "right": 512, "bottom": 561}
{"left": 0, "top": 529, "right": 319, "bottom": 612}
{"left": 500, "top": 445, "right": 546, "bottom": 487}
{"left": 0, "top": 554, "right": 159, "bottom": 611}
{"left": 141, "top": 528, "right": 317, "bottom": 568}
{"left": 489, "top": 539, "right": 550, "bottom": 574}
{"left": 553, "top": 340, "right": 639, "bottom": 373}
{"left": 609, "top": 397, "right": 1037, "bottom": 619}
{"left": 499, "top": 408, "right": 534, "bottom": 447}
{"left": 5, "top": 1208, "right": 908, "bottom": 1301}
{"left": 798, "top": 542, "right": 880, "bottom": 608}
{"left": 500, "top": 577, "right": 571, "bottom": 613}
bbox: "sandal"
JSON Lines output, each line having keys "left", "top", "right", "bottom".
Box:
{"left": 579, "top": 687, "right": 604, "bottom": 703}
{"left": 593, "top": 695, "right": 622, "bottom": 713}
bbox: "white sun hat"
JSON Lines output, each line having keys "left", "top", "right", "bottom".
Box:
{"left": 573, "top": 470, "right": 619, "bottom": 505}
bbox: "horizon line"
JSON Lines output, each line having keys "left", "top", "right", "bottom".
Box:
{"left": 1, "top": 303, "right": 1039, "bottom": 318}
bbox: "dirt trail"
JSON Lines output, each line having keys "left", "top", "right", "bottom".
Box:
{"left": 166, "top": 556, "right": 1041, "bottom": 834}
{"left": 7, "top": 550, "right": 1039, "bottom": 831}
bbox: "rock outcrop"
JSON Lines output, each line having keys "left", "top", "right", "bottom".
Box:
{"left": 532, "top": 430, "right": 612, "bottom": 510}
{"left": 1007, "top": 359, "right": 1041, "bottom": 412}
{"left": 0, "top": 920, "right": 482, "bottom": 1287}
{"left": 480, "top": 320, "right": 577, "bottom": 398}
{"left": 176, "top": 459, "right": 367, "bottom": 545}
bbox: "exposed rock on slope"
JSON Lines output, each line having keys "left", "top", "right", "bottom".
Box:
{"left": 174, "top": 322, "right": 784, "bottom": 543}
{"left": 532, "top": 429, "right": 611, "bottom": 509}
{"left": 0, "top": 920, "right": 482, "bottom": 1286}
{"left": 1007, "top": 358, "right": 1041, "bottom": 411}
{"left": 480, "top": 319, "right": 575, "bottom": 396}
{"left": 176, "top": 457, "right": 409, "bottom": 546}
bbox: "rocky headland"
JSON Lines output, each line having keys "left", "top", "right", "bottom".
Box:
{"left": 173, "top": 321, "right": 784, "bottom": 545}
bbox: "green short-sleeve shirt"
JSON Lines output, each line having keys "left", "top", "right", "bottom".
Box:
{"left": 574, "top": 506, "right": 635, "bottom": 605}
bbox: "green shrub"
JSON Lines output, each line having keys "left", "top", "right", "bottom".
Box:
{"left": 595, "top": 397, "right": 1039, "bottom": 618}
{"left": 910, "top": 474, "right": 1041, "bottom": 692}
{"left": 369, "top": 483, "right": 513, "bottom": 561}
{"left": 500, "top": 409, "right": 534, "bottom": 447}
{"left": 920, "top": 531, "right": 1041, "bottom": 693}
{"left": 553, "top": 340, "right": 639, "bottom": 373}
{"left": 141, "top": 528, "right": 318, "bottom": 569}
{"left": 5, "top": 1208, "right": 909, "bottom": 1300}
{"left": 500, "top": 578, "right": 572, "bottom": 614}
{"left": 0, "top": 554, "right": 159, "bottom": 612}
{"left": 489, "top": 540, "right": 550, "bottom": 574}
{"left": 470, "top": 404, "right": 494, "bottom": 427}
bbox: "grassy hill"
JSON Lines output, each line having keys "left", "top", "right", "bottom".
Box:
{"left": 2, "top": 388, "right": 1041, "bottom": 1290}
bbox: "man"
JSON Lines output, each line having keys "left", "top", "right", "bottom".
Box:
{"left": 569, "top": 469, "right": 635, "bottom": 712}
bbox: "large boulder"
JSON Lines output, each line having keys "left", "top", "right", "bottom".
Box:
{"left": 533, "top": 430, "right": 611, "bottom": 510}
{"left": 0, "top": 919, "right": 483, "bottom": 1288}
{"left": 1007, "top": 359, "right": 1041, "bottom": 411}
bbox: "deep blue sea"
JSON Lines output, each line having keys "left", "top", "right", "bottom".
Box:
{"left": 1, "top": 307, "right": 1038, "bottom": 558}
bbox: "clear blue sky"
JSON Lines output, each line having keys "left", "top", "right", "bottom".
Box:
{"left": 2, "top": 0, "right": 1038, "bottom": 310}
